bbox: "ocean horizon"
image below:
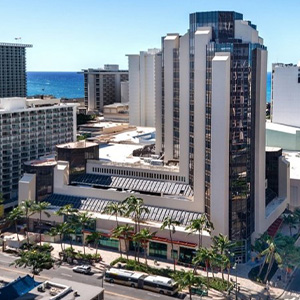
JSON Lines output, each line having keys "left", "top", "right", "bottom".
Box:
{"left": 27, "top": 71, "right": 272, "bottom": 102}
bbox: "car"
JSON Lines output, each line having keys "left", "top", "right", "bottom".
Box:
{"left": 72, "top": 265, "right": 91, "bottom": 274}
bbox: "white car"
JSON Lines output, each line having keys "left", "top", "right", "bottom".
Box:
{"left": 72, "top": 265, "right": 91, "bottom": 274}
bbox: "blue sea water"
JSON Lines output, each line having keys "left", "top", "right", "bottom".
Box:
{"left": 27, "top": 72, "right": 84, "bottom": 99}
{"left": 27, "top": 71, "right": 272, "bottom": 102}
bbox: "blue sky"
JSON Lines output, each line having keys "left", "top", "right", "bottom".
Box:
{"left": 1, "top": 0, "right": 299, "bottom": 71}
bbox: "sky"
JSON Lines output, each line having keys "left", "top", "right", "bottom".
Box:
{"left": 0, "top": 0, "right": 299, "bottom": 71}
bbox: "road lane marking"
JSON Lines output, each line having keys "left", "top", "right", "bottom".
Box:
{"left": 106, "top": 291, "right": 149, "bottom": 300}
{"left": 0, "top": 265, "right": 50, "bottom": 280}
{"left": 147, "top": 292, "right": 160, "bottom": 297}
{"left": 61, "top": 273, "right": 72, "bottom": 277}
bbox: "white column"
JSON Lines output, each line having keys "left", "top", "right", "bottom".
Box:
{"left": 178, "top": 32, "right": 190, "bottom": 180}
{"left": 254, "top": 48, "right": 268, "bottom": 237}
{"left": 128, "top": 55, "right": 141, "bottom": 126}
{"left": 193, "top": 27, "right": 212, "bottom": 210}
{"left": 163, "top": 34, "right": 179, "bottom": 162}
{"left": 155, "top": 53, "right": 163, "bottom": 154}
{"left": 210, "top": 53, "right": 231, "bottom": 236}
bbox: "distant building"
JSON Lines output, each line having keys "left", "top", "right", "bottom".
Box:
{"left": 0, "top": 97, "right": 77, "bottom": 207}
{"left": 271, "top": 62, "right": 300, "bottom": 127}
{"left": 120, "top": 81, "right": 129, "bottom": 103}
{"left": 127, "top": 49, "right": 162, "bottom": 128}
{"left": 82, "top": 65, "right": 128, "bottom": 113}
{"left": 0, "top": 42, "right": 32, "bottom": 98}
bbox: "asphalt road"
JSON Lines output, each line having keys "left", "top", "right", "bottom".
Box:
{"left": 0, "top": 252, "right": 187, "bottom": 300}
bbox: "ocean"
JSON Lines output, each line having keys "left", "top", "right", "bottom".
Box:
{"left": 27, "top": 71, "right": 272, "bottom": 102}
{"left": 27, "top": 72, "right": 84, "bottom": 99}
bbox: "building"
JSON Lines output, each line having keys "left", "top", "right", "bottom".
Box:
{"left": 157, "top": 11, "right": 289, "bottom": 261}
{"left": 271, "top": 62, "right": 300, "bottom": 127}
{"left": 0, "top": 97, "right": 77, "bottom": 207}
{"left": 16, "top": 277, "right": 104, "bottom": 300}
{"left": 56, "top": 141, "right": 99, "bottom": 181}
{"left": 0, "top": 42, "right": 32, "bottom": 98}
{"left": 82, "top": 65, "right": 128, "bottom": 113}
{"left": 127, "top": 49, "right": 162, "bottom": 128}
{"left": 21, "top": 11, "right": 289, "bottom": 263}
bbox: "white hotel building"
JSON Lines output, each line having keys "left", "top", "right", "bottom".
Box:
{"left": 21, "top": 11, "right": 289, "bottom": 263}
{"left": 0, "top": 97, "right": 77, "bottom": 207}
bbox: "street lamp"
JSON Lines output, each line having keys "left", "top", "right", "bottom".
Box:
{"left": 232, "top": 263, "right": 238, "bottom": 300}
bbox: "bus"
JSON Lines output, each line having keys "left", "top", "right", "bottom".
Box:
{"left": 105, "top": 268, "right": 179, "bottom": 296}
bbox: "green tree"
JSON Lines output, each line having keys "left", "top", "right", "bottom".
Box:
{"left": 193, "top": 247, "right": 213, "bottom": 284}
{"left": 173, "top": 270, "right": 200, "bottom": 300}
{"left": 86, "top": 231, "right": 103, "bottom": 256}
{"left": 20, "top": 200, "right": 35, "bottom": 244}
{"left": 185, "top": 214, "right": 214, "bottom": 248}
{"left": 31, "top": 201, "right": 50, "bottom": 246}
{"left": 55, "top": 204, "right": 78, "bottom": 218}
{"left": 160, "top": 216, "right": 181, "bottom": 271}
{"left": 47, "top": 222, "right": 70, "bottom": 252}
{"left": 102, "top": 202, "right": 126, "bottom": 227}
{"left": 133, "top": 228, "right": 156, "bottom": 267}
{"left": 212, "top": 233, "right": 234, "bottom": 256}
{"left": 7, "top": 206, "right": 24, "bottom": 241}
{"left": 77, "top": 212, "right": 94, "bottom": 255}
{"left": 112, "top": 224, "right": 134, "bottom": 259}
{"left": 12, "top": 249, "right": 55, "bottom": 275}
{"left": 122, "top": 196, "right": 149, "bottom": 261}
{"left": 258, "top": 237, "right": 282, "bottom": 283}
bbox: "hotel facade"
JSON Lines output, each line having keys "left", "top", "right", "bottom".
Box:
{"left": 21, "top": 11, "right": 289, "bottom": 263}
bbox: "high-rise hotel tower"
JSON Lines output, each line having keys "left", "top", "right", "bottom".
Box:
{"left": 158, "top": 11, "right": 268, "bottom": 260}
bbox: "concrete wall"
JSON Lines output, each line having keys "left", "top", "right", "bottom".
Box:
{"left": 193, "top": 27, "right": 212, "bottom": 211}
{"left": 210, "top": 53, "right": 231, "bottom": 236}
{"left": 163, "top": 35, "right": 179, "bottom": 162}
{"left": 18, "top": 173, "right": 36, "bottom": 205}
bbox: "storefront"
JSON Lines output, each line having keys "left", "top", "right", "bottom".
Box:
{"left": 149, "top": 241, "right": 167, "bottom": 259}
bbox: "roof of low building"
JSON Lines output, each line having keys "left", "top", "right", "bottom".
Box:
{"left": 71, "top": 173, "right": 193, "bottom": 197}
{"left": 45, "top": 194, "right": 201, "bottom": 226}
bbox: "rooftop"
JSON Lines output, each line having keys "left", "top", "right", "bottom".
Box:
{"left": 46, "top": 193, "right": 200, "bottom": 226}
{"left": 56, "top": 141, "right": 98, "bottom": 149}
{"left": 283, "top": 151, "right": 300, "bottom": 179}
{"left": 266, "top": 121, "right": 300, "bottom": 134}
{"left": 71, "top": 173, "right": 193, "bottom": 197}
{"left": 16, "top": 277, "right": 103, "bottom": 300}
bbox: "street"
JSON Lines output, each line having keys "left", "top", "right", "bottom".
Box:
{"left": 0, "top": 252, "right": 187, "bottom": 300}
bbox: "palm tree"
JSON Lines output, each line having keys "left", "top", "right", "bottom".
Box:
{"left": 47, "top": 222, "right": 70, "bottom": 253}
{"left": 112, "top": 224, "right": 134, "bottom": 259}
{"left": 31, "top": 201, "right": 50, "bottom": 246}
{"left": 12, "top": 249, "right": 55, "bottom": 275}
{"left": 185, "top": 214, "right": 214, "bottom": 248}
{"left": 86, "top": 231, "right": 103, "bottom": 256}
{"left": 122, "top": 196, "right": 149, "bottom": 261}
{"left": 102, "top": 202, "right": 126, "bottom": 227}
{"left": 173, "top": 270, "right": 200, "bottom": 300}
{"left": 160, "top": 216, "right": 181, "bottom": 271}
{"left": 77, "top": 212, "right": 94, "bottom": 255}
{"left": 55, "top": 204, "right": 79, "bottom": 217}
{"left": 133, "top": 228, "right": 156, "bottom": 267}
{"left": 212, "top": 233, "right": 234, "bottom": 255}
{"left": 7, "top": 206, "right": 24, "bottom": 241}
{"left": 193, "top": 247, "right": 213, "bottom": 284}
{"left": 258, "top": 237, "right": 282, "bottom": 283}
{"left": 20, "top": 199, "right": 35, "bottom": 244}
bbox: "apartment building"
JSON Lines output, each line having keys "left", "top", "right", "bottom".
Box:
{"left": 127, "top": 49, "right": 162, "bottom": 128}
{"left": 0, "top": 42, "right": 32, "bottom": 98}
{"left": 82, "top": 65, "right": 128, "bottom": 113}
{"left": 0, "top": 97, "right": 77, "bottom": 207}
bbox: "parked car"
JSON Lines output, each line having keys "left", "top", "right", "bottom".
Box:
{"left": 72, "top": 265, "right": 91, "bottom": 274}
